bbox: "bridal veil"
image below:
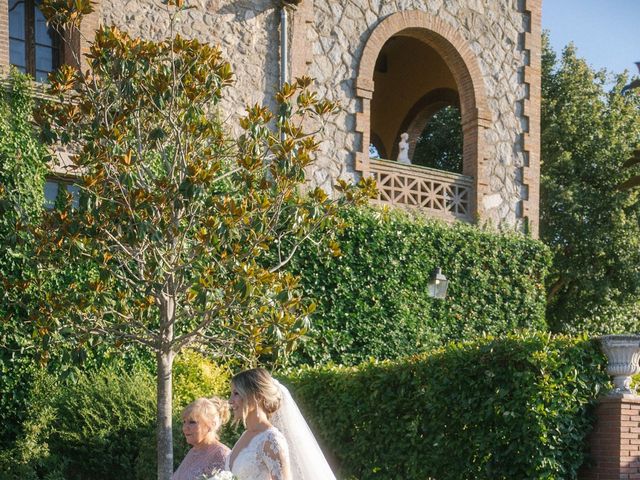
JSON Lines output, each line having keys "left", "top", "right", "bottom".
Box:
{"left": 271, "top": 379, "right": 337, "bottom": 480}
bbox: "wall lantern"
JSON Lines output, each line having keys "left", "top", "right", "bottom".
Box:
{"left": 428, "top": 267, "right": 449, "bottom": 299}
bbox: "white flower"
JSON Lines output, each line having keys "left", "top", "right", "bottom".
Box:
{"left": 204, "top": 470, "right": 236, "bottom": 480}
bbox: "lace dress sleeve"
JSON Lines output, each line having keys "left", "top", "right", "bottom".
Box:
{"left": 260, "top": 429, "right": 291, "bottom": 480}
{"left": 172, "top": 443, "right": 230, "bottom": 480}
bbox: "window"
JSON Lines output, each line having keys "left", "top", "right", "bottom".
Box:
{"left": 9, "top": 0, "right": 62, "bottom": 81}
{"left": 44, "top": 179, "right": 80, "bottom": 210}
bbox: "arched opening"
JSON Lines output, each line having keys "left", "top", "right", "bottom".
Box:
{"left": 369, "top": 36, "right": 462, "bottom": 171}
{"left": 354, "top": 11, "right": 492, "bottom": 223}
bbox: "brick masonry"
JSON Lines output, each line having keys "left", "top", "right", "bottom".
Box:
{"left": 522, "top": 0, "right": 542, "bottom": 236}
{"left": 0, "top": 1, "right": 10, "bottom": 72}
{"left": 580, "top": 394, "right": 640, "bottom": 480}
{"left": 353, "top": 9, "right": 492, "bottom": 224}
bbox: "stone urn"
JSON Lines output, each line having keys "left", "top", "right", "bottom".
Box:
{"left": 599, "top": 334, "right": 640, "bottom": 395}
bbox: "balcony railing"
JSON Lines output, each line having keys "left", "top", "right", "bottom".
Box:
{"left": 369, "top": 158, "right": 474, "bottom": 222}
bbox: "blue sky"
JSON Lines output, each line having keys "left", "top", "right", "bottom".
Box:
{"left": 542, "top": 0, "right": 640, "bottom": 76}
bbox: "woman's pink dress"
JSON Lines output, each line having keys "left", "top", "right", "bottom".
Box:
{"left": 172, "top": 442, "right": 231, "bottom": 480}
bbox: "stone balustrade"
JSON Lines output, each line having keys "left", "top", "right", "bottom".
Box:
{"left": 369, "top": 158, "right": 473, "bottom": 222}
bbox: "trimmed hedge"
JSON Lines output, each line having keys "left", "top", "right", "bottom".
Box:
{"left": 288, "top": 207, "right": 552, "bottom": 365}
{"left": 285, "top": 333, "right": 610, "bottom": 480}
{"left": 2, "top": 336, "right": 609, "bottom": 480}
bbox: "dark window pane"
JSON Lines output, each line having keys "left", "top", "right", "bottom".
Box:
{"left": 35, "top": 45, "right": 53, "bottom": 71}
{"left": 34, "top": 1, "right": 61, "bottom": 77}
{"left": 9, "top": 0, "right": 62, "bottom": 79}
{"left": 43, "top": 181, "right": 81, "bottom": 209}
{"left": 8, "top": 0, "right": 26, "bottom": 40}
{"left": 9, "top": 39, "right": 27, "bottom": 68}
{"left": 44, "top": 181, "right": 59, "bottom": 209}
{"left": 66, "top": 184, "right": 81, "bottom": 210}
{"left": 34, "top": 7, "right": 54, "bottom": 45}
{"left": 35, "top": 70, "right": 49, "bottom": 82}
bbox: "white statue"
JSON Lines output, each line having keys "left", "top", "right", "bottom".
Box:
{"left": 397, "top": 132, "right": 411, "bottom": 164}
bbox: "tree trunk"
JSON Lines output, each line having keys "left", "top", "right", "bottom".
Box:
{"left": 546, "top": 276, "right": 566, "bottom": 305}
{"left": 157, "top": 291, "right": 177, "bottom": 480}
{"left": 157, "top": 349, "right": 175, "bottom": 480}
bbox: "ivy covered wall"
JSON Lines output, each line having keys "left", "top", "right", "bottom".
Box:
{"left": 288, "top": 208, "right": 552, "bottom": 366}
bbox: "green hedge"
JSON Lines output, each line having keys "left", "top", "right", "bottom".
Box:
{"left": 49, "top": 367, "right": 154, "bottom": 480}
{"left": 288, "top": 208, "right": 552, "bottom": 365}
{"left": 0, "top": 371, "right": 65, "bottom": 480}
{"left": 285, "top": 333, "right": 610, "bottom": 480}
{"left": 0, "top": 352, "right": 234, "bottom": 480}
{"left": 2, "top": 336, "right": 609, "bottom": 480}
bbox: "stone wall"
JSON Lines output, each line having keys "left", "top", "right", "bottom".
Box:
{"left": 97, "top": 0, "right": 540, "bottom": 233}
{"left": 308, "top": 0, "right": 535, "bottom": 230}
{"left": 102, "top": 0, "right": 281, "bottom": 122}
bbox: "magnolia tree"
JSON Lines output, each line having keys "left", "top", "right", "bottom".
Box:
{"left": 33, "top": 1, "right": 374, "bottom": 478}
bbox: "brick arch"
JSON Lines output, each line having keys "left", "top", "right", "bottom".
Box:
{"left": 354, "top": 10, "right": 492, "bottom": 220}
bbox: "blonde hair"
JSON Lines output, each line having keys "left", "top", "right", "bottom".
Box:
{"left": 181, "top": 396, "right": 230, "bottom": 435}
{"left": 231, "top": 368, "right": 281, "bottom": 426}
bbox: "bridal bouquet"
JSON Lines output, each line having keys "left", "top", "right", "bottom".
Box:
{"left": 203, "top": 471, "right": 236, "bottom": 480}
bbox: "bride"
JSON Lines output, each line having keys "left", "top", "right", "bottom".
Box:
{"left": 226, "top": 368, "right": 336, "bottom": 480}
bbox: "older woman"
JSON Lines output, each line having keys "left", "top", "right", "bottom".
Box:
{"left": 172, "top": 397, "right": 231, "bottom": 480}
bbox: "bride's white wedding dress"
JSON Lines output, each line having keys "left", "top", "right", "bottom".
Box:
{"left": 227, "top": 380, "right": 336, "bottom": 480}
{"left": 226, "top": 427, "right": 289, "bottom": 480}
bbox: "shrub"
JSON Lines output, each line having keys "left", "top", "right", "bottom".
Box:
{"left": 173, "top": 350, "right": 231, "bottom": 409}
{"left": 49, "top": 366, "right": 156, "bottom": 480}
{"left": 0, "top": 355, "right": 39, "bottom": 451}
{"left": 288, "top": 207, "right": 551, "bottom": 365}
{"left": 285, "top": 333, "right": 610, "bottom": 480}
{"left": 1, "top": 351, "right": 233, "bottom": 480}
{"left": 0, "top": 371, "right": 65, "bottom": 480}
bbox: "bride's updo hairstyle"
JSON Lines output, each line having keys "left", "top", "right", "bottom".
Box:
{"left": 182, "top": 396, "right": 230, "bottom": 436}
{"left": 231, "top": 368, "right": 282, "bottom": 425}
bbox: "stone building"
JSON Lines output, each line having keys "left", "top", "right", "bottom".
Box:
{"left": 1, "top": 0, "right": 542, "bottom": 235}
